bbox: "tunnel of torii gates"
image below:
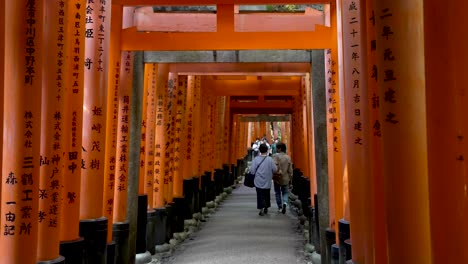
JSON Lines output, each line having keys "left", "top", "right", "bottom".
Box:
{"left": 0, "top": 0, "right": 467, "bottom": 264}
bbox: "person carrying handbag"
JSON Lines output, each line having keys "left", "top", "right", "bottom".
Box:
{"left": 248, "top": 143, "right": 277, "bottom": 216}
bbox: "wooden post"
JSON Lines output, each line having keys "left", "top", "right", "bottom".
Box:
{"left": 144, "top": 63, "right": 157, "bottom": 209}
{"left": 102, "top": 2, "right": 123, "bottom": 243}
{"left": 153, "top": 64, "right": 169, "bottom": 208}
{"left": 372, "top": 0, "right": 432, "bottom": 263}
{"left": 113, "top": 50, "right": 134, "bottom": 223}
{"left": 37, "top": 1, "right": 67, "bottom": 262}
{"left": 173, "top": 75, "right": 188, "bottom": 198}
{"left": 365, "top": 0, "right": 387, "bottom": 262}
{"left": 0, "top": 1, "right": 43, "bottom": 263}
{"left": 304, "top": 74, "right": 317, "bottom": 196}
{"left": 325, "top": 3, "right": 343, "bottom": 243}
{"left": 165, "top": 72, "right": 178, "bottom": 203}
{"left": 80, "top": 0, "right": 110, "bottom": 220}
{"left": 138, "top": 65, "right": 148, "bottom": 196}
{"left": 191, "top": 76, "right": 202, "bottom": 178}
{"left": 0, "top": 0, "right": 4, "bottom": 208}
{"left": 342, "top": 0, "right": 374, "bottom": 262}
{"left": 184, "top": 76, "right": 196, "bottom": 180}
{"left": 60, "top": 0, "right": 85, "bottom": 246}
{"left": 424, "top": 0, "right": 468, "bottom": 263}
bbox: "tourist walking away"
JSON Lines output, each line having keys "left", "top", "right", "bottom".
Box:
{"left": 249, "top": 143, "right": 277, "bottom": 216}
{"left": 272, "top": 143, "right": 293, "bottom": 214}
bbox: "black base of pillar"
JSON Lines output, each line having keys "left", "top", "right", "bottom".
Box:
{"left": 331, "top": 244, "right": 340, "bottom": 264}
{"left": 146, "top": 210, "right": 157, "bottom": 255}
{"left": 183, "top": 178, "right": 195, "bottom": 219}
{"left": 112, "top": 222, "right": 130, "bottom": 264}
{"left": 192, "top": 177, "right": 200, "bottom": 213}
{"left": 154, "top": 208, "right": 167, "bottom": 245}
{"left": 173, "top": 197, "right": 186, "bottom": 233}
{"left": 59, "top": 237, "right": 85, "bottom": 264}
{"left": 165, "top": 203, "right": 175, "bottom": 242}
{"left": 106, "top": 241, "right": 116, "bottom": 264}
{"left": 37, "top": 256, "right": 65, "bottom": 264}
{"left": 344, "top": 239, "right": 352, "bottom": 261}
{"left": 79, "top": 217, "right": 108, "bottom": 264}
{"left": 230, "top": 164, "right": 236, "bottom": 185}
{"left": 200, "top": 172, "right": 210, "bottom": 207}
{"left": 339, "top": 219, "right": 351, "bottom": 263}
{"left": 214, "top": 169, "right": 223, "bottom": 195}
{"left": 325, "top": 228, "right": 337, "bottom": 264}
{"left": 313, "top": 194, "right": 320, "bottom": 250}
{"left": 136, "top": 195, "right": 148, "bottom": 254}
{"left": 222, "top": 164, "right": 230, "bottom": 188}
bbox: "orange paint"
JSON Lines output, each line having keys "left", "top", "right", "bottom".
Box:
{"left": 184, "top": 76, "right": 195, "bottom": 179}
{"left": 425, "top": 1, "right": 468, "bottom": 263}
{"left": 325, "top": 3, "right": 344, "bottom": 232}
{"left": 365, "top": 0, "right": 387, "bottom": 262}
{"left": 134, "top": 7, "right": 324, "bottom": 33}
{"left": 191, "top": 76, "right": 202, "bottom": 177}
{"left": 173, "top": 75, "right": 188, "bottom": 198}
{"left": 145, "top": 64, "right": 157, "bottom": 209}
{"left": 342, "top": 0, "right": 374, "bottom": 261}
{"left": 153, "top": 64, "right": 169, "bottom": 208}
{"left": 1, "top": 1, "right": 43, "bottom": 263}
{"left": 123, "top": 0, "right": 329, "bottom": 5}
{"left": 304, "top": 74, "right": 317, "bottom": 196}
{"left": 60, "top": 0, "right": 85, "bottom": 242}
{"left": 121, "top": 25, "right": 333, "bottom": 51}
{"left": 373, "top": 0, "right": 432, "bottom": 263}
{"left": 38, "top": 1, "right": 67, "bottom": 261}
{"left": 0, "top": 0, "right": 4, "bottom": 207}
{"left": 81, "top": 0, "right": 110, "bottom": 220}
{"left": 102, "top": 2, "right": 123, "bottom": 242}
{"left": 113, "top": 50, "right": 134, "bottom": 223}
{"left": 139, "top": 65, "right": 148, "bottom": 196}
{"left": 165, "top": 72, "right": 178, "bottom": 203}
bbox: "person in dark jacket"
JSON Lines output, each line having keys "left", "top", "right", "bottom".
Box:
{"left": 249, "top": 143, "right": 277, "bottom": 216}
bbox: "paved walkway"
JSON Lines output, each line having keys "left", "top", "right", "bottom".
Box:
{"left": 161, "top": 184, "right": 307, "bottom": 264}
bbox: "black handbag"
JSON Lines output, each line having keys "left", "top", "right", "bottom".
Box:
{"left": 244, "top": 157, "right": 267, "bottom": 188}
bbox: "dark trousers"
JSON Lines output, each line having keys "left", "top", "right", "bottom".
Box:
{"left": 255, "top": 187, "right": 271, "bottom": 209}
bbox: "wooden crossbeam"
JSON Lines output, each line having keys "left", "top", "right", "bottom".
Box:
{"left": 167, "top": 63, "right": 311, "bottom": 73}
{"left": 205, "top": 78, "right": 300, "bottom": 96}
{"left": 134, "top": 8, "right": 324, "bottom": 32}
{"left": 238, "top": 115, "right": 290, "bottom": 122}
{"left": 123, "top": 0, "right": 329, "bottom": 6}
{"left": 121, "top": 25, "right": 332, "bottom": 50}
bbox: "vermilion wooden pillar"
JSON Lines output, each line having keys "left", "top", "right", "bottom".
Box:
{"left": 425, "top": 0, "right": 468, "bottom": 263}
{"left": 102, "top": 2, "right": 123, "bottom": 243}
{"left": 1, "top": 1, "right": 43, "bottom": 263}
{"left": 60, "top": 0, "right": 85, "bottom": 245}
{"left": 173, "top": 75, "right": 188, "bottom": 198}
{"left": 342, "top": 0, "right": 374, "bottom": 262}
{"left": 153, "top": 64, "right": 169, "bottom": 208}
{"left": 113, "top": 50, "right": 134, "bottom": 223}
{"left": 184, "top": 76, "right": 195, "bottom": 180}
{"left": 38, "top": 1, "right": 67, "bottom": 262}
{"left": 325, "top": 3, "right": 344, "bottom": 239}
{"left": 191, "top": 76, "right": 202, "bottom": 178}
{"left": 365, "top": 0, "right": 387, "bottom": 262}
{"left": 165, "top": 72, "right": 178, "bottom": 203}
{"left": 0, "top": 0, "right": 4, "bottom": 206}
{"left": 373, "top": 0, "right": 432, "bottom": 263}
{"left": 81, "top": 0, "right": 110, "bottom": 220}
{"left": 138, "top": 65, "right": 148, "bottom": 196}
{"left": 145, "top": 64, "right": 157, "bottom": 209}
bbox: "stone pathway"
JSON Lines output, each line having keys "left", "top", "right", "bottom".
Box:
{"left": 156, "top": 184, "right": 308, "bottom": 264}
